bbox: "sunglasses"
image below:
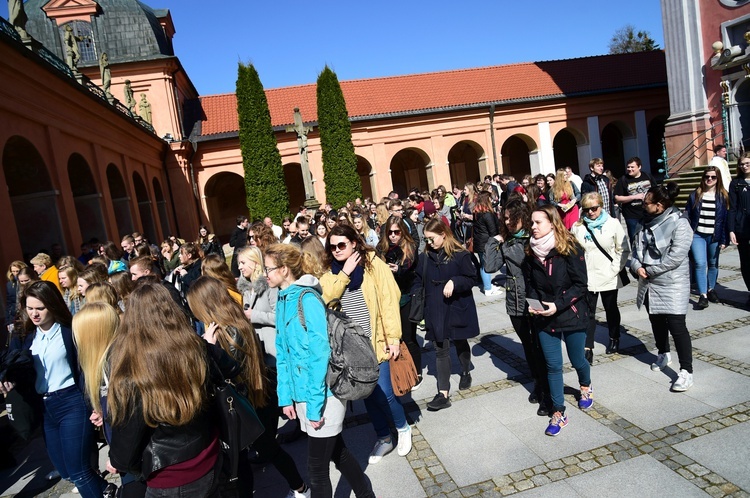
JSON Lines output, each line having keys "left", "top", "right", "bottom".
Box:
{"left": 388, "top": 230, "right": 401, "bottom": 236}
{"left": 248, "top": 235, "right": 255, "bottom": 240}
{"left": 330, "top": 241, "right": 350, "bottom": 252}
{"left": 703, "top": 175, "right": 717, "bottom": 180}
{"left": 582, "top": 206, "right": 601, "bottom": 213}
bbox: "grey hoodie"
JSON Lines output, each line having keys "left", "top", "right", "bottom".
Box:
{"left": 238, "top": 274, "right": 280, "bottom": 366}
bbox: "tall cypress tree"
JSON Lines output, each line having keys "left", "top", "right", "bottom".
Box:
{"left": 236, "top": 62, "right": 289, "bottom": 222}
{"left": 316, "top": 66, "right": 361, "bottom": 208}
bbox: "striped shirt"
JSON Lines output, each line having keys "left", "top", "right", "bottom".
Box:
{"left": 339, "top": 287, "right": 372, "bottom": 338}
{"left": 696, "top": 192, "right": 716, "bottom": 236}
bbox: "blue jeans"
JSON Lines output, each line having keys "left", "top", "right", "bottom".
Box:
{"left": 538, "top": 329, "right": 591, "bottom": 413}
{"left": 690, "top": 233, "right": 720, "bottom": 295}
{"left": 43, "top": 387, "right": 108, "bottom": 498}
{"left": 363, "top": 361, "right": 407, "bottom": 439}
{"left": 625, "top": 218, "right": 640, "bottom": 243}
{"left": 478, "top": 252, "right": 493, "bottom": 290}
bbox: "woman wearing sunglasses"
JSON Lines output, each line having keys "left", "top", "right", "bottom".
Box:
{"left": 728, "top": 152, "right": 750, "bottom": 303}
{"left": 376, "top": 216, "right": 422, "bottom": 388}
{"left": 686, "top": 166, "right": 729, "bottom": 309}
{"left": 572, "top": 193, "right": 630, "bottom": 360}
{"left": 320, "top": 225, "right": 411, "bottom": 465}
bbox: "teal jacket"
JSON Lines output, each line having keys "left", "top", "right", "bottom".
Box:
{"left": 275, "top": 275, "right": 331, "bottom": 422}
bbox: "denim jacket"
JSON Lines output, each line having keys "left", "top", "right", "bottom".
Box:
{"left": 275, "top": 275, "right": 331, "bottom": 422}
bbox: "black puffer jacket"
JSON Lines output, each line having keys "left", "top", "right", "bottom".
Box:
{"left": 524, "top": 244, "right": 589, "bottom": 333}
{"left": 485, "top": 235, "right": 529, "bottom": 316}
{"left": 472, "top": 211, "right": 499, "bottom": 255}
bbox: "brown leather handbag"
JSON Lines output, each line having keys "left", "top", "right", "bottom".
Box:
{"left": 389, "top": 341, "right": 419, "bottom": 396}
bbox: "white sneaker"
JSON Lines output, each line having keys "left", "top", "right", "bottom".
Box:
{"left": 650, "top": 352, "right": 672, "bottom": 371}
{"left": 397, "top": 424, "right": 412, "bottom": 457}
{"left": 368, "top": 437, "right": 394, "bottom": 464}
{"left": 672, "top": 369, "right": 694, "bottom": 392}
{"left": 411, "top": 375, "right": 424, "bottom": 391}
{"left": 485, "top": 287, "right": 504, "bottom": 297}
{"left": 286, "top": 486, "right": 311, "bottom": 498}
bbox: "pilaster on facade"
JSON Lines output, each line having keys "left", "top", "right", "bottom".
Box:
{"left": 537, "top": 122, "right": 555, "bottom": 175}
{"left": 634, "top": 110, "right": 651, "bottom": 172}
{"left": 587, "top": 116, "right": 602, "bottom": 159}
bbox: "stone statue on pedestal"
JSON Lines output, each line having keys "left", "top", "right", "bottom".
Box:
{"left": 138, "top": 93, "right": 152, "bottom": 124}
{"left": 99, "top": 52, "right": 112, "bottom": 101}
{"left": 123, "top": 80, "right": 136, "bottom": 114}
{"left": 63, "top": 24, "right": 82, "bottom": 71}
{"left": 8, "top": 0, "right": 29, "bottom": 40}
{"left": 285, "top": 108, "right": 318, "bottom": 208}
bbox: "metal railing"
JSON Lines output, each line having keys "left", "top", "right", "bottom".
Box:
{"left": 657, "top": 122, "right": 722, "bottom": 178}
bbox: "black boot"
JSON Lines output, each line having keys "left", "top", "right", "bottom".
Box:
{"left": 606, "top": 339, "right": 619, "bottom": 355}
{"left": 536, "top": 393, "right": 551, "bottom": 416}
{"left": 584, "top": 348, "right": 593, "bottom": 365}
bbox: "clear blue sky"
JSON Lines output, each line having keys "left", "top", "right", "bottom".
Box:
{"left": 3, "top": 0, "right": 665, "bottom": 96}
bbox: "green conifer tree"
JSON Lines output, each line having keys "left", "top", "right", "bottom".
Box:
{"left": 316, "top": 66, "right": 361, "bottom": 208}
{"left": 236, "top": 62, "right": 289, "bottom": 222}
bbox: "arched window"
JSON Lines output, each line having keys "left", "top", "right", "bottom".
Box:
{"left": 59, "top": 21, "right": 97, "bottom": 65}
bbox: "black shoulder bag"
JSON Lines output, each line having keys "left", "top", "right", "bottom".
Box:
{"left": 583, "top": 223, "right": 630, "bottom": 287}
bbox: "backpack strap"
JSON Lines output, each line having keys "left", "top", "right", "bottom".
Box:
{"left": 297, "top": 288, "right": 327, "bottom": 330}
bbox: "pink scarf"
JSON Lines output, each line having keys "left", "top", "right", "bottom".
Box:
{"left": 530, "top": 231, "right": 555, "bottom": 262}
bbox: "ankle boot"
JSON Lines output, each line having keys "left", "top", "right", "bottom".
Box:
{"left": 606, "top": 339, "right": 619, "bottom": 355}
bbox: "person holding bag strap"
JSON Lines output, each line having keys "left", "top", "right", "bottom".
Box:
{"left": 572, "top": 193, "right": 631, "bottom": 359}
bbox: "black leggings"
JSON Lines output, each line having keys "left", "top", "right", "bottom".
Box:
{"left": 237, "top": 381, "right": 304, "bottom": 495}
{"left": 399, "top": 302, "right": 422, "bottom": 373}
{"left": 434, "top": 339, "right": 472, "bottom": 393}
{"left": 509, "top": 315, "right": 548, "bottom": 392}
{"left": 586, "top": 290, "right": 621, "bottom": 349}
{"left": 307, "top": 434, "right": 374, "bottom": 498}
{"left": 648, "top": 313, "right": 693, "bottom": 373}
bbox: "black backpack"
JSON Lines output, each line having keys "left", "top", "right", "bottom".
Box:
{"left": 297, "top": 289, "right": 379, "bottom": 401}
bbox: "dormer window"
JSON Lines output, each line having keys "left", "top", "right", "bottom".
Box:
{"left": 59, "top": 21, "right": 97, "bottom": 65}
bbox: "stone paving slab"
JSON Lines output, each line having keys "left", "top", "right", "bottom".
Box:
{"left": 692, "top": 325, "right": 750, "bottom": 363}
{"left": 675, "top": 422, "right": 750, "bottom": 493}
{"left": 563, "top": 454, "right": 709, "bottom": 497}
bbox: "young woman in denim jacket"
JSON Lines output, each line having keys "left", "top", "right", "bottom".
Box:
{"left": 265, "top": 244, "right": 374, "bottom": 498}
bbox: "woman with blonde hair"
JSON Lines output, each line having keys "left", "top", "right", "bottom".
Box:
{"left": 248, "top": 222, "right": 279, "bottom": 252}
{"left": 526, "top": 205, "right": 592, "bottom": 436}
{"left": 77, "top": 264, "right": 108, "bottom": 299}
{"left": 108, "top": 282, "right": 235, "bottom": 496}
{"left": 59, "top": 265, "right": 83, "bottom": 316}
{"left": 6, "top": 260, "right": 27, "bottom": 332}
{"left": 572, "top": 192, "right": 630, "bottom": 360}
{"left": 549, "top": 168, "right": 581, "bottom": 230}
{"left": 265, "top": 243, "right": 375, "bottom": 498}
{"left": 187, "top": 276, "right": 309, "bottom": 497}
{"left": 414, "top": 218, "right": 480, "bottom": 411}
{"left": 300, "top": 237, "right": 327, "bottom": 278}
{"left": 30, "top": 253, "right": 62, "bottom": 293}
{"left": 201, "top": 253, "right": 241, "bottom": 304}
{"left": 84, "top": 282, "right": 121, "bottom": 313}
{"left": 235, "top": 246, "right": 279, "bottom": 364}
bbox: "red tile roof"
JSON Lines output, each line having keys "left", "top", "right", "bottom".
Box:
{"left": 198, "top": 51, "right": 666, "bottom": 137}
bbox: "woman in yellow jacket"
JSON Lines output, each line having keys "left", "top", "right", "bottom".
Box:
{"left": 320, "top": 224, "right": 412, "bottom": 465}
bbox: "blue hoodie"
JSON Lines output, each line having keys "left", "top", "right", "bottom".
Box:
{"left": 275, "top": 275, "right": 332, "bottom": 421}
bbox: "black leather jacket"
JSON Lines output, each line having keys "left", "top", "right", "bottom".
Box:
{"left": 109, "top": 343, "right": 239, "bottom": 479}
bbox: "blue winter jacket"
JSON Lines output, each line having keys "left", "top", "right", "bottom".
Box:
{"left": 275, "top": 275, "right": 331, "bottom": 422}
{"left": 685, "top": 190, "right": 729, "bottom": 246}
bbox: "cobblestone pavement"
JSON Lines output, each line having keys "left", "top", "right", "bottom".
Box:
{"left": 2, "top": 247, "right": 749, "bottom": 497}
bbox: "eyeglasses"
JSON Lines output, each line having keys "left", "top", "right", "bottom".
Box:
{"left": 388, "top": 230, "right": 402, "bottom": 236}
{"left": 330, "top": 241, "right": 349, "bottom": 252}
{"left": 582, "top": 206, "right": 601, "bottom": 213}
{"left": 703, "top": 175, "right": 717, "bottom": 180}
{"left": 264, "top": 266, "right": 279, "bottom": 275}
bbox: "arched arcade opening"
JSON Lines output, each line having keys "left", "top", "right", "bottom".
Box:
{"left": 553, "top": 128, "right": 585, "bottom": 175}
{"left": 390, "top": 148, "right": 431, "bottom": 198}
{"left": 501, "top": 135, "right": 537, "bottom": 180}
{"left": 107, "top": 164, "right": 134, "bottom": 237}
{"left": 356, "top": 156, "right": 374, "bottom": 201}
{"left": 68, "top": 153, "right": 106, "bottom": 244}
{"left": 3, "top": 136, "right": 65, "bottom": 257}
{"left": 205, "top": 172, "right": 246, "bottom": 243}
{"left": 133, "top": 172, "right": 157, "bottom": 244}
{"left": 601, "top": 121, "right": 633, "bottom": 178}
{"left": 448, "top": 141, "right": 484, "bottom": 187}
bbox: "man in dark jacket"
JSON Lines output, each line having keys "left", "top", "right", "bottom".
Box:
{"left": 580, "top": 158, "right": 615, "bottom": 216}
{"left": 229, "top": 216, "right": 249, "bottom": 277}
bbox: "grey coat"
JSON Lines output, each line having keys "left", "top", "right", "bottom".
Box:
{"left": 484, "top": 235, "right": 529, "bottom": 316}
{"left": 238, "top": 275, "right": 279, "bottom": 366}
{"left": 630, "top": 207, "right": 693, "bottom": 315}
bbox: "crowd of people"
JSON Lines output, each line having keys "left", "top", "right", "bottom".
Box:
{"left": 0, "top": 148, "right": 747, "bottom": 497}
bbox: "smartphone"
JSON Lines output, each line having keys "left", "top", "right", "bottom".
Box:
{"left": 526, "top": 298, "right": 548, "bottom": 311}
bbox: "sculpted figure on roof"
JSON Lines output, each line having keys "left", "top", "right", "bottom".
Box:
{"left": 63, "top": 24, "right": 82, "bottom": 70}
{"left": 99, "top": 52, "right": 112, "bottom": 100}
{"left": 8, "top": 0, "right": 29, "bottom": 39}
{"left": 138, "top": 93, "right": 152, "bottom": 124}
